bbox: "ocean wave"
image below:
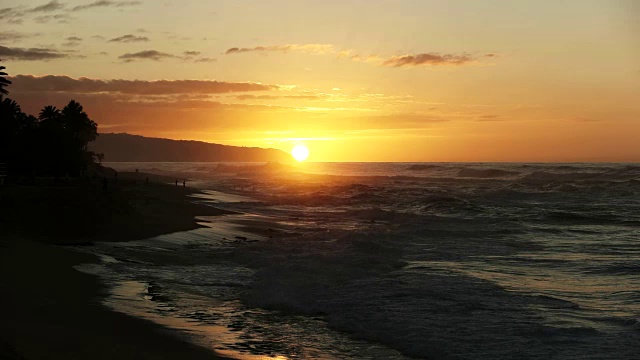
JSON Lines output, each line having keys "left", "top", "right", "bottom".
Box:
{"left": 457, "top": 168, "right": 520, "bottom": 178}
{"left": 543, "top": 210, "right": 624, "bottom": 225}
{"left": 405, "top": 164, "right": 445, "bottom": 171}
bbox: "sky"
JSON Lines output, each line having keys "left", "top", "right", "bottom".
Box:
{"left": 1, "top": 0, "right": 639, "bottom": 162}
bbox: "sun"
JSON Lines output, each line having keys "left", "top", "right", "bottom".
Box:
{"left": 291, "top": 144, "right": 309, "bottom": 162}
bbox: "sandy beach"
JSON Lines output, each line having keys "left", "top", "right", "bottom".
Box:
{"left": 0, "top": 173, "right": 232, "bottom": 359}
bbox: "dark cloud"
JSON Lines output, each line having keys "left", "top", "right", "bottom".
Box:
{"left": 108, "top": 34, "right": 150, "bottom": 42}
{"left": 29, "top": 1, "right": 65, "bottom": 13}
{"left": 72, "top": 1, "right": 141, "bottom": 11}
{"left": 0, "top": 46, "right": 68, "bottom": 61}
{"left": 225, "top": 44, "right": 334, "bottom": 55}
{"left": 67, "top": 36, "right": 82, "bottom": 41}
{"left": 118, "top": 50, "right": 175, "bottom": 62}
{"left": 9, "top": 75, "right": 278, "bottom": 95}
{"left": 183, "top": 51, "right": 201, "bottom": 56}
{"left": 382, "top": 53, "right": 475, "bottom": 67}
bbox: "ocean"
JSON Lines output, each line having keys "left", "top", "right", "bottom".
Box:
{"left": 78, "top": 162, "right": 640, "bottom": 359}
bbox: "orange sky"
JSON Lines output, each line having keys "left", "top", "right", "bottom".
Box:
{"left": 2, "top": 0, "right": 639, "bottom": 161}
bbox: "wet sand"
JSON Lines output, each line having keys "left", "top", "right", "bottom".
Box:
{"left": 0, "top": 172, "right": 233, "bottom": 359}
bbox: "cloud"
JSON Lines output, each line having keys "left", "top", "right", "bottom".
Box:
{"left": 183, "top": 51, "right": 201, "bottom": 56}
{"left": 382, "top": 53, "right": 475, "bottom": 67}
{"left": 9, "top": 75, "right": 278, "bottom": 95}
{"left": 62, "top": 36, "right": 82, "bottom": 47}
{"left": 0, "top": 46, "right": 68, "bottom": 61}
{"left": 108, "top": 34, "right": 150, "bottom": 42}
{"left": 0, "top": 2, "right": 71, "bottom": 24}
{"left": 0, "top": 31, "right": 31, "bottom": 42}
{"left": 72, "top": 1, "right": 141, "bottom": 11}
{"left": 225, "top": 44, "right": 334, "bottom": 55}
{"left": 0, "top": 6, "right": 26, "bottom": 23}
{"left": 33, "top": 13, "right": 73, "bottom": 23}
{"left": 29, "top": 1, "right": 65, "bottom": 13}
{"left": 118, "top": 50, "right": 176, "bottom": 62}
{"left": 476, "top": 115, "right": 502, "bottom": 121}
{"left": 236, "top": 94, "right": 320, "bottom": 101}
{"left": 194, "top": 57, "right": 216, "bottom": 63}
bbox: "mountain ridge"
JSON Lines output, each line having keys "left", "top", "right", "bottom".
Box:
{"left": 91, "top": 133, "right": 292, "bottom": 163}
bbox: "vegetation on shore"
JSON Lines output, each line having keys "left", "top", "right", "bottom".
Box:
{"left": 1, "top": 59, "right": 99, "bottom": 177}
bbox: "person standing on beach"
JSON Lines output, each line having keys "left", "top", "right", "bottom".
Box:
{"left": 183, "top": 180, "right": 186, "bottom": 187}
{"left": 175, "top": 179, "right": 178, "bottom": 186}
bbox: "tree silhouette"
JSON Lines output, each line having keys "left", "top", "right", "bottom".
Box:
{"left": 0, "top": 61, "right": 101, "bottom": 176}
{"left": 39, "top": 105, "right": 61, "bottom": 123}
{"left": 62, "top": 100, "right": 98, "bottom": 152}
{"left": 0, "top": 59, "right": 10, "bottom": 98}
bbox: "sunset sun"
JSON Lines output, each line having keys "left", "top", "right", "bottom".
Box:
{"left": 292, "top": 145, "right": 309, "bottom": 162}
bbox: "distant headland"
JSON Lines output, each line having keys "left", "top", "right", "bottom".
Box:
{"left": 91, "top": 133, "right": 292, "bottom": 163}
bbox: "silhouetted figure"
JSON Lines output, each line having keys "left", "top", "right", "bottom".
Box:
{"left": 114, "top": 170, "right": 118, "bottom": 183}
{"left": 102, "top": 177, "right": 107, "bottom": 191}
{"left": 145, "top": 177, "right": 149, "bottom": 186}
{"left": 135, "top": 168, "right": 139, "bottom": 173}
{"left": 175, "top": 179, "right": 178, "bottom": 186}
{"left": 183, "top": 180, "right": 186, "bottom": 187}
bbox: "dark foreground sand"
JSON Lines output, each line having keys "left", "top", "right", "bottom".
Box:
{"left": 0, "top": 173, "right": 232, "bottom": 359}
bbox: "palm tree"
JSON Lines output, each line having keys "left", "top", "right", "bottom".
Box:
{"left": 0, "top": 97, "right": 22, "bottom": 118}
{"left": 39, "top": 105, "right": 61, "bottom": 124}
{"left": 62, "top": 100, "right": 98, "bottom": 151}
{"left": 0, "top": 59, "right": 11, "bottom": 98}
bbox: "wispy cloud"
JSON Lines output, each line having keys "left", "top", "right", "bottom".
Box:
{"left": 0, "top": 46, "right": 68, "bottom": 61}
{"left": 225, "top": 44, "right": 334, "bottom": 55}
{"left": 476, "top": 115, "right": 502, "bottom": 121}
{"left": 194, "top": 57, "right": 216, "bottom": 63}
{"left": 33, "top": 13, "right": 73, "bottom": 23}
{"left": 9, "top": 75, "right": 278, "bottom": 94}
{"left": 118, "top": 50, "right": 216, "bottom": 63}
{"left": 236, "top": 94, "right": 320, "bottom": 101}
{"left": 118, "top": 50, "right": 176, "bottom": 62}
{"left": 0, "top": 31, "right": 31, "bottom": 42}
{"left": 30, "top": 1, "right": 65, "bottom": 13}
{"left": 62, "top": 36, "right": 82, "bottom": 47}
{"left": 382, "top": 53, "right": 475, "bottom": 67}
{"left": 72, "top": 1, "right": 141, "bottom": 11}
{"left": 108, "top": 34, "right": 150, "bottom": 42}
{"left": 1, "top": 2, "right": 73, "bottom": 24}
{"left": 0, "top": 6, "right": 27, "bottom": 24}
{"left": 225, "top": 44, "right": 489, "bottom": 69}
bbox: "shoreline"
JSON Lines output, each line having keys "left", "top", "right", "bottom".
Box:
{"left": 0, "top": 172, "right": 234, "bottom": 359}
